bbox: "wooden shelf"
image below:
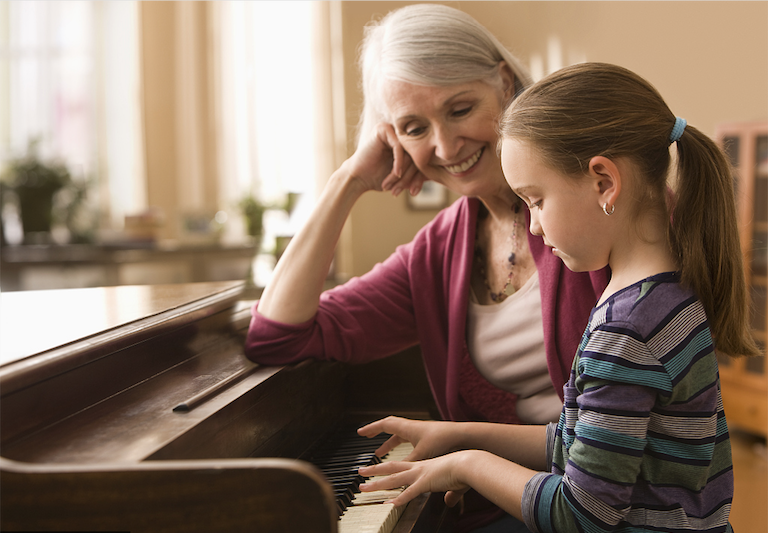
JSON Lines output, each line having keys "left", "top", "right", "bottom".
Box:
{"left": 716, "top": 121, "right": 768, "bottom": 439}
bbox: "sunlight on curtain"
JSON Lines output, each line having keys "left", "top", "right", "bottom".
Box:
{"left": 97, "top": 2, "right": 145, "bottom": 228}
{"left": 1, "top": 1, "right": 95, "bottom": 173}
{"left": 213, "top": 1, "right": 320, "bottom": 253}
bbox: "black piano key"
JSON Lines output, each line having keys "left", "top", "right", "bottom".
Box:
{"left": 305, "top": 426, "right": 395, "bottom": 517}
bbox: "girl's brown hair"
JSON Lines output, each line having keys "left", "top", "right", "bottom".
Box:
{"left": 499, "top": 62, "right": 758, "bottom": 358}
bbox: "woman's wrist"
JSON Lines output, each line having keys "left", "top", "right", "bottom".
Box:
{"left": 332, "top": 158, "right": 374, "bottom": 200}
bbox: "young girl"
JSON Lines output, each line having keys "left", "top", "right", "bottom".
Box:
{"left": 357, "top": 62, "right": 760, "bottom": 533}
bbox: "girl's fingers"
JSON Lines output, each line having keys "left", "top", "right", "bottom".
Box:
{"left": 374, "top": 434, "right": 404, "bottom": 458}
{"left": 403, "top": 448, "right": 420, "bottom": 462}
{"left": 357, "top": 419, "right": 386, "bottom": 437}
{"left": 386, "top": 483, "right": 423, "bottom": 507}
{"left": 358, "top": 416, "right": 408, "bottom": 439}
{"left": 444, "top": 487, "right": 469, "bottom": 508}
{"left": 358, "top": 460, "right": 411, "bottom": 479}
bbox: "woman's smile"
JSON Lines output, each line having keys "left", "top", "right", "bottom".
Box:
{"left": 382, "top": 78, "right": 511, "bottom": 198}
{"left": 443, "top": 147, "right": 484, "bottom": 175}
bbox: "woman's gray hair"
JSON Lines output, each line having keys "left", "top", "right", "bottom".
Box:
{"left": 357, "top": 3, "right": 532, "bottom": 145}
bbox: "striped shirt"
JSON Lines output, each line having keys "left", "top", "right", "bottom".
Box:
{"left": 522, "top": 272, "right": 734, "bottom": 533}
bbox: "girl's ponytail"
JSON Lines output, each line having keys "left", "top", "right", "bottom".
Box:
{"left": 500, "top": 62, "right": 760, "bottom": 358}
{"left": 670, "top": 127, "right": 759, "bottom": 357}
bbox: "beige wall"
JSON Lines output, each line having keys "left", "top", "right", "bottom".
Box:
{"left": 339, "top": 1, "right": 768, "bottom": 277}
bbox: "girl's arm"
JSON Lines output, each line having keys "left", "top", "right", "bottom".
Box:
{"left": 358, "top": 416, "right": 549, "bottom": 471}
{"left": 359, "top": 449, "right": 537, "bottom": 520}
{"left": 257, "top": 124, "right": 423, "bottom": 324}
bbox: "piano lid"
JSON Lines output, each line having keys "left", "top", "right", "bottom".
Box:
{"left": 0, "top": 281, "right": 245, "bottom": 392}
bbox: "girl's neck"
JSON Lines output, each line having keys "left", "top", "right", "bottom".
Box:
{"left": 598, "top": 217, "right": 678, "bottom": 306}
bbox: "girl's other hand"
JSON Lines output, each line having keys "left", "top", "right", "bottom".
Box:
{"left": 358, "top": 452, "right": 472, "bottom": 508}
{"left": 357, "top": 416, "right": 464, "bottom": 462}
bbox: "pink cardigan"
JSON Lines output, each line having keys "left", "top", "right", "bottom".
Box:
{"left": 246, "top": 196, "right": 609, "bottom": 424}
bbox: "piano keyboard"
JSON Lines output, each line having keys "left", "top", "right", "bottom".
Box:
{"left": 338, "top": 441, "right": 413, "bottom": 533}
{"left": 307, "top": 428, "right": 414, "bottom": 533}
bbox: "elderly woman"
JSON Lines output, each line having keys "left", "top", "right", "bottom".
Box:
{"left": 246, "top": 4, "right": 608, "bottom": 532}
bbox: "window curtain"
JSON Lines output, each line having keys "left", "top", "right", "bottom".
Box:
{"left": 210, "top": 1, "right": 347, "bottom": 249}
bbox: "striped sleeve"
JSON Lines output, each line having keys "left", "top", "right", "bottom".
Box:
{"left": 522, "top": 293, "right": 732, "bottom": 533}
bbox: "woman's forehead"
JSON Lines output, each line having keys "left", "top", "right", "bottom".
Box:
{"left": 381, "top": 79, "right": 493, "bottom": 120}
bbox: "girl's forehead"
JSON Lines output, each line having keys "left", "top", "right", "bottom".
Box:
{"left": 500, "top": 138, "right": 535, "bottom": 160}
{"left": 500, "top": 139, "right": 559, "bottom": 189}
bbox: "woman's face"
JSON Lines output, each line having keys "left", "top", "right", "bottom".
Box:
{"left": 382, "top": 76, "right": 512, "bottom": 198}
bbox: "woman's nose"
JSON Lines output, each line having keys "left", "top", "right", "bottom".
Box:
{"left": 432, "top": 124, "right": 462, "bottom": 161}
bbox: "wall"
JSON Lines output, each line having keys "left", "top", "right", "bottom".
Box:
{"left": 339, "top": 1, "right": 768, "bottom": 277}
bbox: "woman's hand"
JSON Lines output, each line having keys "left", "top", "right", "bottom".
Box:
{"left": 344, "top": 123, "right": 427, "bottom": 197}
{"left": 358, "top": 452, "right": 473, "bottom": 508}
{"left": 255, "top": 124, "right": 427, "bottom": 325}
{"left": 357, "top": 416, "right": 466, "bottom": 462}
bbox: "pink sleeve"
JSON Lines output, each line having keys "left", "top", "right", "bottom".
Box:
{"left": 245, "top": 243, "right": 420, "bottom": 365}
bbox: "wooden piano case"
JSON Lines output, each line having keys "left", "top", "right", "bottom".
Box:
{"left": 0, "top": 281, "right": 455, "bottom": 532}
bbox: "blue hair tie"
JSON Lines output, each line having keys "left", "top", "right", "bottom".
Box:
{"left": 669, "top": 117, "right": 687, "bottom": 143}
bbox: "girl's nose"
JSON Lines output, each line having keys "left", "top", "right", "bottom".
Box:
{"left": 529, "top": 212, "right": 543, "bottom": 237}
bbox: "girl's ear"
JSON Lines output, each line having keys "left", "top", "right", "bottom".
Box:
{"left": 588, "top": 156, "right": 622, "bottom": 212}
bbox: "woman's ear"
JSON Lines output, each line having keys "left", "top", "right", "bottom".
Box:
{"left": 588, "top": 156, "right": 622, "bottom": 212}
{"left": 498, "top": 62, "right": 516, "bottom": 105}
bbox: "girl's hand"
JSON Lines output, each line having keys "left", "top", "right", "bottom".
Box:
{"left": 357, "top": 416, "right": 465, "bottom": 462}
{"left": 358, "top": 452, "right": 472, "bottom": 508}
{"left": 344, "top": 123, "right": 427, "bottom": 196}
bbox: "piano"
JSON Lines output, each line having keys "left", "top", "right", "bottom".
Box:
{"left": 0, "top": 281, "right": 457, "bottom": 532}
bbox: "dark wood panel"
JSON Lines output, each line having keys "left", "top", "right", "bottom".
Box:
{"left": 1, "top": 456, "right": 336, "bottom": 533}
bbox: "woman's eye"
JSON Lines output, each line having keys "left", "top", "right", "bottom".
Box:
{"left": 404, "top": 125, "right": 425, "bottom": 137}
{"left": 531, "top": 200, "right": 543, "bottom": 209}
{"left": 452, "top": 106, "right": 472, "bottom": 117}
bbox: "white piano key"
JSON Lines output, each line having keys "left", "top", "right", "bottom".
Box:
{"left": 338, "top": 442, "right": 414, "bottom": 533}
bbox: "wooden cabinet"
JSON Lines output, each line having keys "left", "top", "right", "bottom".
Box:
{"left": 0, "top": 242, "right": 257, "bottom": 291}
{"left": 715, "top": 121, "right": 767, "bottom": 438}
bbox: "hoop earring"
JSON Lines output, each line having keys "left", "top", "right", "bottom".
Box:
{"left": 602, "top": 203, "right": 615, "bottom": 216}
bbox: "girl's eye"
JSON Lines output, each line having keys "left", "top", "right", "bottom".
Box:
{"left": 531, "top": 200, "right": 543, "bottom": 209}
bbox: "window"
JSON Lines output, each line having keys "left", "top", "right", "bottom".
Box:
{"left": 1, "top": 1, "right": 95, "bottom": 175}
{"left": 0, "top": 1, "right": 144, "bottom": 239}
{"left": 213, "top": 1, "right": 323, "bottom": 252}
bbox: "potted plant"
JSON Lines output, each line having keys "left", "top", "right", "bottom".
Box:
{"left": 238, "top": 195, "right": 268, "bottom": 240}
{"left": 1, "top": 140, "right": 74, "bottom": 244}
{"left": 237, "top": 193, "right": 298, "bottom": 243}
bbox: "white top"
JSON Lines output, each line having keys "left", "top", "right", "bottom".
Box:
{"left": 467, "top": 272, "right": 563, "bottom": 424}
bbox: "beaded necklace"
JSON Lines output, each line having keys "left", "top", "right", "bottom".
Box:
{"left": 474, "top": 202, "right": 521, "bottom": 303}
